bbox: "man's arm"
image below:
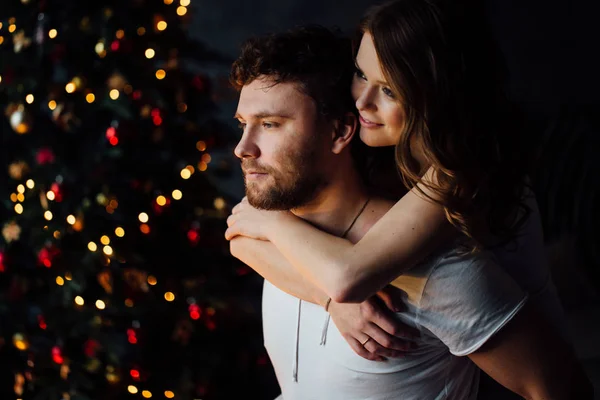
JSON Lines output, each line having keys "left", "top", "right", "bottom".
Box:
{"left": 468, "top": 303, "right": 593, "bottom": 400}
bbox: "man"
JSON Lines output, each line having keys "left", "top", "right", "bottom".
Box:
{"left": 227, "top": 25, "right": 592, "bottom": 399}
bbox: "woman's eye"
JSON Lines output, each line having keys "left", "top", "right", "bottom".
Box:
{"left": 354, "top": 68, "right": 366, "bottom": 81}
{"left": 382, "top": 87, "right": 395, "bottom": 98}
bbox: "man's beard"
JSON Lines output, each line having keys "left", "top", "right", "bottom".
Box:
{"left": 242, "top": 146, "right": 326, "bottom": 211}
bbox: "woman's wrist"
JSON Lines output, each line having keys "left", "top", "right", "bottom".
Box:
{"left": 268, "top": 210, "right": 294, "bottom": 239}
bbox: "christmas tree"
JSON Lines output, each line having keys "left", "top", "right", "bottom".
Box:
{"left": 0, "top": 0, "right": 274, "bottom": 398}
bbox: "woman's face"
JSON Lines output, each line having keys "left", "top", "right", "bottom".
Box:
{"left": 351, "top": 32, "right": 405, "bottom": 148}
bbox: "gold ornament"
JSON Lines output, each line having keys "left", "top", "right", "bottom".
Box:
{"left": 85, "top": 358, "right": 102, "bottom": 373}
{"left": 60, "top": 363, "right": 70, "bottom": 379}
{"left": 12, "top": 333, "right": 29, "bottom": 351}
{"left": 97, "top": 270, "right": 113, "bottom": 294}
{"left": 123, "top": 268, "right": 149, "bottom": 292}
{"left": 107, "top": 72, "right": 127, "bottom": 90}
{"left": 2, "top": 221, "right": 22, "bottom": 243}
{"left": 5, "top": 104, "right": 32, "bottom": 134}
{"left": 8, "top": 161, "right": 29, "bottom": 180}
{"left": 13, "top": 30, "right": 32, "bottom": 53}
{"left": 106, "top": 366, "right": 120, "bottom": 384}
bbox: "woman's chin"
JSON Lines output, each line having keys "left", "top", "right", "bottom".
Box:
{"left": 359, "top": 129, "right": 395, "bottom": 147}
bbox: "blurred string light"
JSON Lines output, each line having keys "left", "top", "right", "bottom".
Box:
{"left": 65, "top": 82, "right": 76, "bottom": 93}
{"left": 1, "top": 5, "right": 233, "bottom": 394}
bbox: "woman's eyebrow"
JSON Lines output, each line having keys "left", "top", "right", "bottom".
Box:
{"left": 355, "top": 59, "right": 390, "bottom": 87}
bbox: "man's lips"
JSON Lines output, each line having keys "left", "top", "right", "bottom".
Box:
{"left": 359, "top": 115, "right": 384, "bottom": 128}
{"left": 243, "top": 170, "right": 268, "bottom": 179}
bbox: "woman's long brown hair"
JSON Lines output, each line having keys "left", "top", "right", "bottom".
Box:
{"left": 357, "top": 0, "right": 532, "bottom": 248}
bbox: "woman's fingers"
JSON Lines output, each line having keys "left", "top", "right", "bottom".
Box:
{"left": 363, "top": 299, "right": 420, "bottom": 341}
{"left": 376, "top": 285, "right": 407, "bottom": 312}
{"left": 344, "top": 335, "right": 385, "bottom": 362}
{"left": 362, "top": 322, "right": 416, "bottom": 355}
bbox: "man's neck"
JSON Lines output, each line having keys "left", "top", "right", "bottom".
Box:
{"left": 291, "top": 172, "right": 370, "bottom": 238}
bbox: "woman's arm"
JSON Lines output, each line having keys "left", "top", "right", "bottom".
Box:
{"left": 227, "top": 175, "right": 454, "bottom": 303}
{"left": 468, "top": 303, "right": 593, "bottom": 399}
{"left": 230, "top": 236, "right": 419, "bottom": 359}
{"left": 230, "top": 236, "right": 329, "bottom": 307}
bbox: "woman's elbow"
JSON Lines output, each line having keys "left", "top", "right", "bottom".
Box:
{"left": 327, "top": 268, "right": 370, "bottom": 303}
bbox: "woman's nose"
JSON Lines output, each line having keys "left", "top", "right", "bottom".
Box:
{"left": 355, "top": 85, "right": 376, "bottom": 111}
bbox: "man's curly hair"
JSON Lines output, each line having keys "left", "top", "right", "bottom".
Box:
{"left": 230, "top": 24, "right": 355, "bottom": 123}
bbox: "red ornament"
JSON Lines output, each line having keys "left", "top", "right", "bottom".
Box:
{"left": 84, "top": 339, "right": 100, "bottom": 357}
{"left": 50, "top": 182, "right": 63, "bottom": 202}
{"left": 130, "top": 369, "right": 140, "bottom": 380}
{"left": 151, "top": 108, "right": 162, "bottom": 126}
{"left": 106, "top": 126, "right": 116, "bottom": 139}
{"left": 188, "top": 304, "right": 201, "bottom": 320}
{"left": 127, "top": 328, "right": 137, "bottom": 344}
{"left": 36, "top": 148, "right": 55, "bottom": 165}
{"left": 51, "top": 346, "right": 64, "bottom": 364}
{"left": 38, "top": 245, "right": 60, "bottom": 268}
{"left": 187, "top": 229, "right": 200, "bottom": 245}
{"left": 38, "top": 315, "right": 47, "bottom": 330}
{"left": 206, "top": 320, "right": 216, "bottom": 331}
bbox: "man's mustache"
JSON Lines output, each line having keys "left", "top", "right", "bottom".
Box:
{"left": 241, "top": 160, "right": 271, "bottom": 175}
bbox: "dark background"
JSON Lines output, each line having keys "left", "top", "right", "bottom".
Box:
{"left": 0, "top": 0, "right": 598, "bottom": 398}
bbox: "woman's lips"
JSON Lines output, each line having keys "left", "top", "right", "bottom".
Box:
{"left": 359, "top": 115, "right": 383, "bottom": 128}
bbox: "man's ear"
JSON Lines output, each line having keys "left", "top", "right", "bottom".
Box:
{"left": 331, "top": 112, "right": 358, "bottom": 154}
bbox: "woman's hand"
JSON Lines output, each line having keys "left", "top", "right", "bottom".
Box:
{"left": 225, "top": 197, "right": 292, "bottom": 241}
{"left": 328, "top": 285, "right": 420, "bottom": 361}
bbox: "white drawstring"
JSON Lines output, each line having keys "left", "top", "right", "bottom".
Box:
{"left": 319, "top": 314, "right": 331, "bottom": 345}
{"left": 292, "top": 298, "right": 302, "bottom": 382}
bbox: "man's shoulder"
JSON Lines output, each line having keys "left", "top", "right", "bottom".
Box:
{"left": 395, "top": 245, "right": 500, "bottom": 301}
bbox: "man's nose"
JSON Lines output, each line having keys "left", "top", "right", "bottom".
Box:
{"left": 355, "top": 85, "right": 376, "bottom": 111}
{"left": 234, "top": 130, "right": 260, "bottom": 159}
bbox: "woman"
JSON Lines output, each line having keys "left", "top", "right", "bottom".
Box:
{"left": 227, "top": 0, "right": 568, "bottom": 364}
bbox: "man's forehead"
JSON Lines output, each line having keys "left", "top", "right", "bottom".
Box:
{"left": 235, "top": 77, "right": 313, "bottom": 119}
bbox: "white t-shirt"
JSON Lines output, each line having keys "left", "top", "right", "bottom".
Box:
{"left": 262, "top": 247, "right": 528, "bottom": 400}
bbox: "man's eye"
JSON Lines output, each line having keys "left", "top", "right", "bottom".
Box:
{"left": 237, "top": 122, "right": 246, "bottom": 130}
{"left": 262, "top": 122, "right": 278, "bottom": 129}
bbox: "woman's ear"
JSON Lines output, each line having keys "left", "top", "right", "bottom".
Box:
{"left": 331, "top": 112, "right": 358, "bottom": 154}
